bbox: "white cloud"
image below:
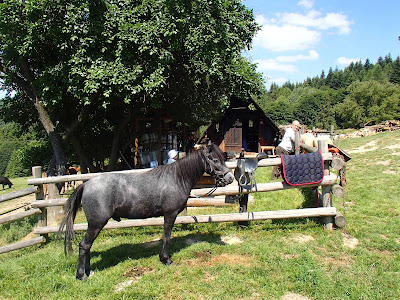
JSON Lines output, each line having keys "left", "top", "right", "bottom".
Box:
{"left": 276, "top": 50, "right": 319, "bottom": 62}
{"left": 253, "top": 6, "right": 351, "bottom": 53}
{"left": 280, "top": 10, "right": 351, "bottom": 35}
{"left": 254, "top": 50, "right": 319, "bottom": 73}
{"left": 254, "top": 24, "right": 321, "bottom": 52}
{"left": 298, "top": 0, "right": 314, "bottom": 10}
{"left": 336, "top": 57, "right": 361, "bottom": 65}
{"left": 254, "top": 59, "right": 297, "bottom": 73}
{"left": 270, "top": 77, "right": 290, "bottom": 85}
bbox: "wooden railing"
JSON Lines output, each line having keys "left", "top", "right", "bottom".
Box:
{"left": 0, "top": 140, "right": 346, "bottom": 254}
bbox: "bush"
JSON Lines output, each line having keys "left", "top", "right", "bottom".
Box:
{"left": 5, "top": 140, "right": 52, "bottom": 177}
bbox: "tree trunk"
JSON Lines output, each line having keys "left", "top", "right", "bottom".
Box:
{"left": 69, "top": 134, "right": 98, "bottom": 173}
{"left": 33, "top": 101, "right": 66, "bottom": 176}
{"left": 9, "top": 58, "right": 66, "bottom": 177}
{"left": 107, "top": 111, "right": 132, "bottom": 171}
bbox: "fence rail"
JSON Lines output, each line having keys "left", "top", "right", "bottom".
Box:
{"left": 34, "top": 207, "right": 338, "bottom": 235}
{"left": 1, "top": 140, "right": 345, "bottom": 255}
{"left": 0, "top": 185, "right": 44, "bottom": 254}
{"left": 0, "top": 186, "right": 38, "bottom": 203}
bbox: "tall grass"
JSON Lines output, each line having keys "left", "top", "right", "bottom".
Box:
{"left": 0, "top": 131, "right": 400, "bottom": 299}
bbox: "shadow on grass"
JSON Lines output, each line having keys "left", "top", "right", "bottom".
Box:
{"left": 90, "top": 232, "right": 223, "bottom": 271}
{"left": 267, "top": 187, "right": 322, "bottom": 228}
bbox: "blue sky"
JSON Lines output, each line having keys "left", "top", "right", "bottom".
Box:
{"left": 242, "top": 0, "right": 400, "bottom": 88}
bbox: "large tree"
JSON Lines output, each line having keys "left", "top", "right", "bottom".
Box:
{"left": 0, "top": 0, "right": 262, "bottom": 171}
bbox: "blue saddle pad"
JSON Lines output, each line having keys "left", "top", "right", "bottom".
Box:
{"left": 281, "top": 152, "right": 324, "bottom": 186}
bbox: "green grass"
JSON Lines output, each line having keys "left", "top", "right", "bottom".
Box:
{"left": 1, "top": 131, "right": 400, "bottom": 299}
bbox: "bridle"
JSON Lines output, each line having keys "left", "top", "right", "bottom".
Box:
{"left": 200, "top": 149, "right": 231, "bottom": 196}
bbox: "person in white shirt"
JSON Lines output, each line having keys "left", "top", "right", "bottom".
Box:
{"left": 271, "top": 120, "right": 301, "bottom": 180}
{"left": 167, "top": 149, "right": 178, "bottom": 164}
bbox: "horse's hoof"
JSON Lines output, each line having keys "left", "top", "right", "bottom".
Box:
{"left": 164, "top": 260, "right": 173, "bottom": 266}
{"left": 160, "top": 257, "right": 173, "bottom": 265}
{"left": 76, "top": 272, "right": 90, "bottom": 281}
{"left": 76, "top": 274, "right": 88, "bottom": 281}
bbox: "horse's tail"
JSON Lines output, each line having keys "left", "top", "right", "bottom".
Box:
{"left": 57, "top": 183, "right": 85, "bottom": 255}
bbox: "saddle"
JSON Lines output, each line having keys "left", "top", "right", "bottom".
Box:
{"left": 281, "top": 151, "right": 324, "bottom": 186}
{"left": 234, "top": 150, "right": 267, "bottom": 193}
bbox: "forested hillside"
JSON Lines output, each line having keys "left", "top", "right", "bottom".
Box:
{"left": 255, "top": 54, "right": 400, "bottom": 129}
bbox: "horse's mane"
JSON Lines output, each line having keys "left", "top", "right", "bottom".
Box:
{"left": 149, "top": 144, "right": 225, "bottom": 185}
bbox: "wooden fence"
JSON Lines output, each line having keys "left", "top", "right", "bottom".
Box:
{"left": 0, "top": 140, "right": 346, "bottom": 254}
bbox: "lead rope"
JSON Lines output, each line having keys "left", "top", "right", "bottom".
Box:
{"left": 204, "top": 186, "right": 217, "bottom": 197}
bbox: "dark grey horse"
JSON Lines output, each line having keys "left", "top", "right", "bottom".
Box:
{"left": 58, "top": 144, "right": 234, "bottom": 280}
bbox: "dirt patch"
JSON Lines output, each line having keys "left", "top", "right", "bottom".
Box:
{"left": 0, "top": 194, "right": 35, "bottom": 216}
{"left": 383, "top": 170, "right": 397, "bottom": 175}
{"left": 291, "top": 234, "right": 315, "bottom": 244}
{"left": 220, "top": 236, "right": 243, "bottom": 245}
{"left": 321, "top": 253, "right": 354, "bottom": 267}
{"left": 343, "top": 232, "right": 359, "bottom": 249}
{"left": 373, "top": 160, "right": 391, "bottom": 166}
{"left": 183, "top": 251, "right": 252, "bottom": 267}
{"left": 348, "top": 140, "right": 378, "bottom": 154}
{"left": 384, "top": 144, "right": 400, "bottom": 150}
{"left": 281, "top": 293, "right": 311, "bottom": 300}
{"left": 115, "top": 266, "right": 155, "bottom": 292}
{"left": 281, "top": 253, "right": 301, "bottom": 260}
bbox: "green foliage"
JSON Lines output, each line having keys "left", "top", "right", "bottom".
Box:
{"left": 263, "top": 97, "right": 294, "bottom": 125}
{"left": 0, "top": 216, "right": 38, "bottom": 246}
{"left": 0, "top": 141, "right": 21, "bottom": 176}
{"left": 0, "top": 0, "right": 263, "bottom": 170}
{"left": 5, "top": 140, "right": 52, "bottom": 177}
{"left": 259, "top": 54, "right": 400, "bottom": 129}
{"left": 335, "top": 80, "right": 400, "bottom": 127}
{"left": 0, "top": 123, "right": 25, "bottom": 175}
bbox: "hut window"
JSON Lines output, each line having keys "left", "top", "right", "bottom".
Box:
{"left": 249, "top": 120, "right": 253, "bottom": 128}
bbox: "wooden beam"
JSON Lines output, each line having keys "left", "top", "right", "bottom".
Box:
{"left": 26, "top": 153, "right": 334, "bottom": 185}
{"left": 34, "top": 207, "right": 337, "bottom": 235}
{"left": 334, "top": 212, "right": 346, "bottom": 228}
{"left": 0, "top": 186, "right": 38, "bottom": 203}
{"left": 0, "top": 208, "right": 42, "bottom": 225}
{"left": 0, "top": 236, "right": 46, "bottom": 254}
{"left": 29, "top": 175, "right": 336, "bottom": 207}
{"left": 191, "top": 174, "right": 337, "bottom": 197}
{"left": 31, "top": 198, "right": 67, "bottom": 208}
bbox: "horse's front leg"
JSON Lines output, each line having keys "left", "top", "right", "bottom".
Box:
{"left": 159, "top": 214, "right": 178, "bottom": 265}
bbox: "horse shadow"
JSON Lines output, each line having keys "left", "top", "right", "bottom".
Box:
{"left": 90, "top": 232, "right": 223, "bottom": 271}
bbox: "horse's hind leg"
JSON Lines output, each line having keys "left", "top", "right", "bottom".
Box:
{"left": 76, "top": 224, "right": 105, "bottom": 280}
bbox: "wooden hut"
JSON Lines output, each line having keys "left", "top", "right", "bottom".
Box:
{"left": 133, "top": 111, "right": 195, "bottom": 168}
{"left": 198, "top": 96, "right": 280, "bottom": 155}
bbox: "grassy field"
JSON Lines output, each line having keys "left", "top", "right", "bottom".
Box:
{"left": 0, "top": 131, "right": 399, "bottom": 299}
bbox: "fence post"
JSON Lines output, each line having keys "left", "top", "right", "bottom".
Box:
{"left": 295, "top": 131, "right": 301, "bottom": 155}
{"left": 318, "top": 140, "right": 333, "bottom": 230}
{"left": 32, "top": 166, "right": 48, "bottom": 240}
